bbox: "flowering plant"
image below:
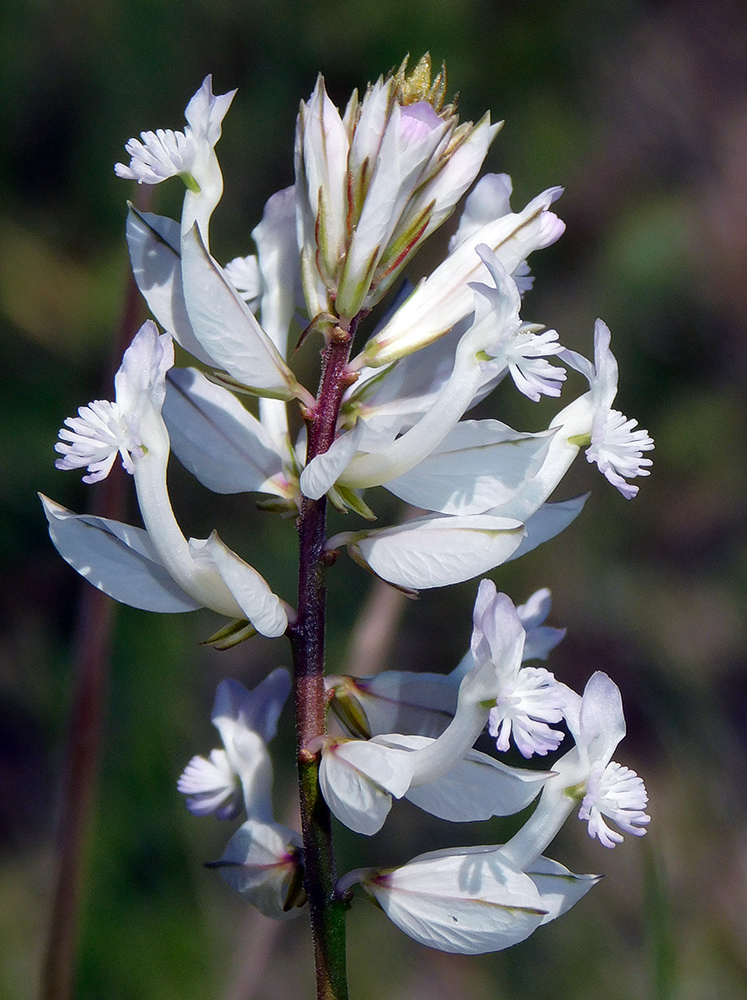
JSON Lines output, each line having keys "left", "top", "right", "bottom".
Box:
{"left": 43, "top": 57, "right": 653, "bottom": 998}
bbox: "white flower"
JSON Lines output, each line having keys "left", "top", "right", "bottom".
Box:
{"left": 341, "top": 847, "right": 548, "bottom": 954}
{"left": 340, "top": 844, "right": 600, "bottom": 954}
{"left": 46, "top": 324, "right": 289, "bottom": 637}
{"left": 500, "top": 672, "right": 650, "bottom": 871}
{"left": 328, "top": 586, "right": 565, "bottom": 741}
{"left": 303, "top": 260, "right": 517, "bottom": 495}
{"left": 470, "top": 581, "right": 566, "bottom": 757}
{"left": 318, "top": 588, "right": 561, "bottom": 834}
{"left": 116, "top": 76, "right": 236, "bottom": 242}
{"left": 568, "top": 671, "right": 650, "bottom": 847}
{"left": 118, "top": 88, "right": 309, "bottom": 411}
{"left": 177, "top": 749, "right": 241, "bottom": 819}
{"left": 208, "top": 818, "right": 305, "bottom": 920}
{"left": 178, "top": 671, "right": 291, "bottom": 821}
{"left": 319, "top": 731, "right": 544, "bottom": 836}
{"left": 54, "top": 320, "right": 171, "bottom": 483}
{"left": 301, "top": 249, "right": 564, "bottom": 512}
{"left": 563, "top": 319, "right": 654, "bottom": 499}
{"left": 184, "top": 674, "right": 305, "bottom": 920}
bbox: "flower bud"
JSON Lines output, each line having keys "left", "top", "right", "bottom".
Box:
{"left": 295, "top": 55, "right": 499, "bottom": 322}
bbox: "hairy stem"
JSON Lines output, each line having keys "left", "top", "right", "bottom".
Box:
{"left": 288, "top": 323, "right": 358, "bottom": 1000}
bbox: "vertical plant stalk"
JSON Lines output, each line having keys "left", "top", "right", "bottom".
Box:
{"left": 288, "top": 322, "right": 359, "bottom": 1000}
{"left": 41, "top": 556, "right": 117, "bottom": 1000}
{"left": 41, "top": 200, "right": 150, "bottom": 1000}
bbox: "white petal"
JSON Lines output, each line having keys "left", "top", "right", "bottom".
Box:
{"left": 328, "top": 671, "right": 458, "bottom": 740}
{"left": 223, "top": 728, "right": 275, "bottom": 821}
{"left": 211, "top": 818, "right": 305, "bottom": 920}
{"left": 180, "top": 225, "right": 299, "bottom": 399}
{"left": 449, "top": 173, "right": 514, "bottom": 251}
{"left": 576, "top": 671, "right": 626, "bottom": 767}
{"left": 297, "top": 78, "right": 349, "bottom": 281}
{"left": 199, "top": 533, "right": 288, "bottom": 638}
{"left": 212, "top": 671, "right": 291, "bottom": 745}
{"left": 590, "top": 318, "right": 619, "bottom": 409}
{"left": 223, "top": 255, "right": 261, "bottom": 308}
{"left": 251, "top": 185, "right": 299, "bottom": 358}
{"left": 319, "top": 738, "right": 417, "bottom": 835}
{"left": 384, "top": 420, "right": 556, "bottom": 515}
{"left": 358, "top": 847, "right": 547, "bottom": 954}
{"left": 163, "top": 368, "right": 290, "bottom": 496}
{"left": 517, "top": 588, "right": 566, "bottom": 661}
{"left": 382, "top": 735, "right": 550, "bottom": 822}
{"left": 332, "top": 514, "right": 525, "bottom": 590}
{"left": 522, "top": 623, "right": 566, "bottom": 661}
{"left": 114, "top": 320, "right": 173, "bottom": 415}
{"left": 469, "top": 582, "right": 526, "bottom": 684}
{"left": 518, "top": 587, "right": 551, "bottom": 627}
{"left": 40, "top": 495, "right": 201, "bottom": 613}
{"left": 125, "top": 206, "right": 218, "bottom": 366}
{"left": 329, "top": 739, "right": 415, "bottom": 797}
{"left": 299, "top": 421, "right": 366, "bottom": 500}
{"left": 526, "top": 856, "right": 601, "bottom": 924}
{"left": 319, "top": 768, "right": 392, "bottom": 836}
{"left": 183, "top": 76, "right": 236, "bottom": 146}
{"left": 503, "top": 495, "right": 589, "bottom": 562}
{"left": 361, "top": 186, "right": 564, "bottom": 366}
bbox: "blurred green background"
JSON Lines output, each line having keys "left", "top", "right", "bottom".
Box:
{"left": 2, "top": 0, "right": 747, "bottom": 997}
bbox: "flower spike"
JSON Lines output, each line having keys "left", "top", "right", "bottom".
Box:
{"left": 49, "top": 63, "right": 655, "bottom": 969}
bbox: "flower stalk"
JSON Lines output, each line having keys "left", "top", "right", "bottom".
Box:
{"left": 288, "top": 324, "right": 359, "bottom": 1000}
